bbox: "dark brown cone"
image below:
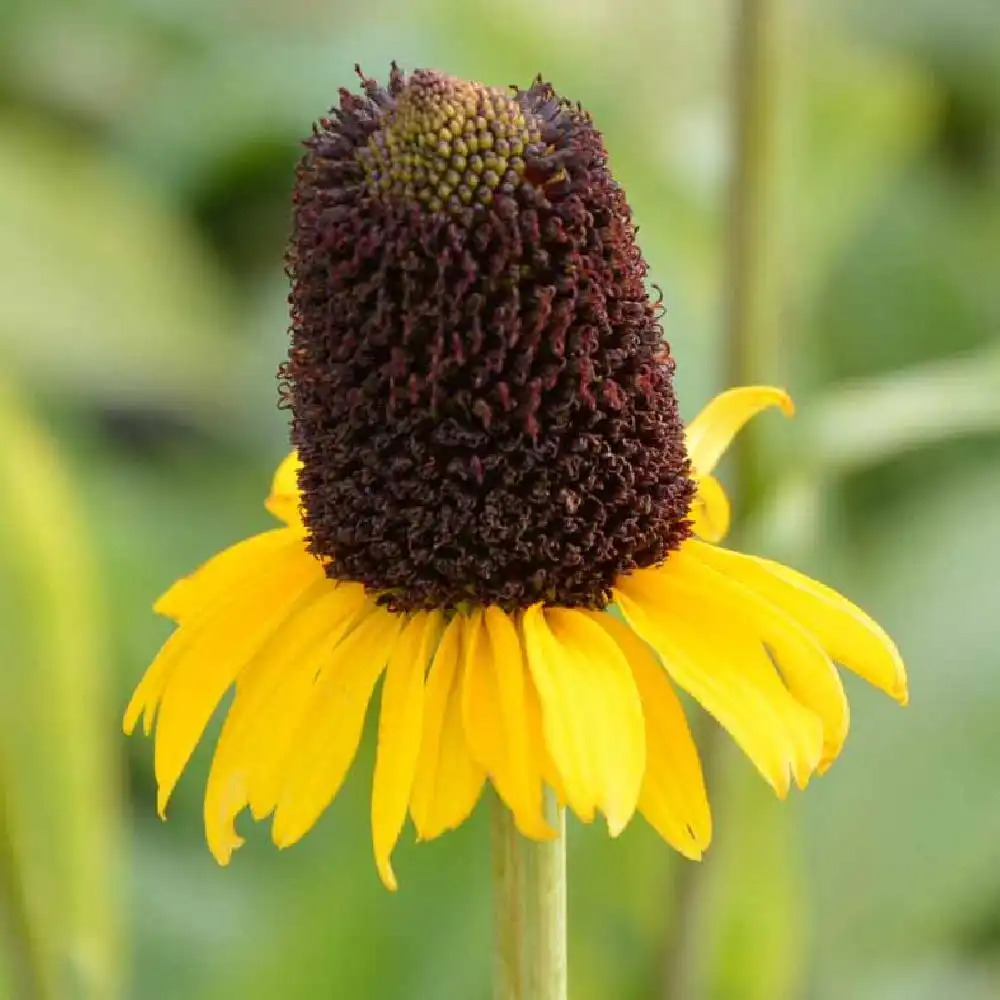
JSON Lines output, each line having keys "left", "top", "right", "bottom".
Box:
{"left": 281, "top": 65, "right": 695, "bottom": 613}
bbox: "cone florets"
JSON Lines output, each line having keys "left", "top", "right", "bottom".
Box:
{"left": 281, "top": 65, "right": 695, "bottom": 612}
{"left": 357, "top": 69, "right": 545, "bottom": 214}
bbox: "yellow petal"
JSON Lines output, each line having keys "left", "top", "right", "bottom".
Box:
{"left": 520, "top": 606, "right": 595, "bottom": 823}
{"left": 521, "top": 606, "right": 645, "bottom": 835}
{"left": 152, "top": 527, "right": 297, "bottom": 623}
{"left": 371, "top": 611, "right": 444, "bottom": 891}
{"left": 246, "top": 588, "right": 372, "bottom": 820}
{"left": 202, "top": 581, "right": 370, "bottom": 864}
{"left": 271, "top": 608, "right": 404, "bottom": 848}
{"left": 685, "top": 386, "right": 794, "bottom": 477}
{"left": 151, "top": 543, "right": 325, "bottom": 816}
{"left": 735, "top": 552, "right": 907, "bottom": 705}
{"left": 264, "top": 452, "right": 304, "bottom": 528}
{"left": 524, "top": 665, "right": 568, "bottom": 806}
{"left": 616, "top": 564, "right": 823, "bottom": 797}
{"left": 410, "top": 615, "right": 485, "bottom": 840}
{"left": 684, "top": 542, "right": 850, "bottom": 770}
{"left": 585, "top": 612, "right": 711, "bottom": 859}
{"left": 123, "top": 626, "right": 182, "bottom": 738}
{"left": 689, "top": 473, "right": 731, "bottom": 543}
{"left": 462, "top": 608, "right": 553, "bottom": 841}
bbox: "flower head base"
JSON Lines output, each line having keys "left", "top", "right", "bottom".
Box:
{"left": 283, "top": 66, "right": 695, "bottom": 613}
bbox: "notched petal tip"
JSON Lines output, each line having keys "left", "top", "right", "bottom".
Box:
{"left": 122, "top": 702, "right": 141, "bottom": 736}
{"left": 271, "top": 819, "right": 303, "bottom": 851}
{"left": 208, "top": 832, "right": 244, "bottom": 867}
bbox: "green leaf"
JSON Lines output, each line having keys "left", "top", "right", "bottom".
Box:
{"left": 0, "top": 383, "right": 124, "bottom": 1000}
{"left": 797, "top": 34, "right": 937, "bottom": 308}
{"left": 113, "top": 29, "right": 431, "bottom": 197}
{"left": 805, "top": 346, "right": 1000, "bottom": 473}
{"left": 0, "top": 117, "right": 238, "bottom": 420}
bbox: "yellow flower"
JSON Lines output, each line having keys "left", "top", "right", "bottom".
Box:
{"left": 125, "top": 67, "right": 907, "bottom": 891}
{"left": 124, "top": 386, "right": 907, "bottom": 891}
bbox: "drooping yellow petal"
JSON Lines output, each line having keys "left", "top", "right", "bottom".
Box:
{"left": 616, "top": 565, "right": 823, "bottom": 796}
{"left": 123, "top": 625, "right": 183, "bottom": 738}
{"left": 702, "top": 547, "right": 908, "bottom": 704}
{"left": 150, "top": 542, "right": 325, "bottom": 816}
{"left": 246, "top": 590, "right": 372, "bottom": 820}
{"left": 462, "top": 607, "right": 553, "bottom": 840}
{"left": 202, "top": 581, "right": 370, "bottom": 864}
{"left": 649, "top": 575, "right": 822, "bottom": 792}
{"left": 410, "top": 615, "right": 485, "bottom": 840}
{"left": 127, "top": 531, "right": 304, "bottom": 758}
{"left": 685, "top": 386, "right": 794, "bottom": 477}
{"left": 523, "top": 665, "right": 567, "bottom": 806}
{"left": 265, "top": 452, "right": 304, "bottom": 528}
{"left": 681, "top": 542, "right": 850, "bottom": 770}
{"left": 521, "top": 606, "right": 645, "bottom": 835}
{"left": 689, "top": 473, "right": 731, "bottom": 543}
{"left": 152, "top": 527, "right": 295, "bottom": 623}
{"left": 371, "top": 611, "right": 444, "bottom": 891}
{"left": 616, "top": 589, "right": 790, "bottom": 796}
{"left": 271, "top": 608, "right": 404, "bottom": 849}
{"left": 585, "top": 612, "right": 711, "bottom": 859}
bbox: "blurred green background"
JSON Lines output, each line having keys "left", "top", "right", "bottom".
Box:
{"left": 1, "top": 0, "right": 998, "bottom": 997}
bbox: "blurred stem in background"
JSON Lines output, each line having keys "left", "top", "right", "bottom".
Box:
{"left": 724, "top": 0, "right": 788, "bottom": 505}
{"left": 492, "top": 792, "right": 567, "bottom": 1000}
{"left": 662, "top": 1, "right": 798, "bottom": 997}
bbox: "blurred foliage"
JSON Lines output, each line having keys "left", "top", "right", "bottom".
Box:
{"left": 0, "top": 382, "right": 122, "bottom": 1000}
{"left": 0, "top": 0, "right": 998, "bottom": 998}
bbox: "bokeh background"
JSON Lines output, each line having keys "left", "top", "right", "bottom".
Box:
{"left": 1, "top": 0, "right": 998, "bottom": 997}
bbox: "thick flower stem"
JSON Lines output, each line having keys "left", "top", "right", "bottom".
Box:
{"left": 492, "top": 791, "right": 567, "bottom": 1000}
{"left": 491, "top": 796, "right": 524, "bottom": 1000}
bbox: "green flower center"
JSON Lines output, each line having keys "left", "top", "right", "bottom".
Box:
{"left": 357, "top": 70, "right": 545, "bottom": 213}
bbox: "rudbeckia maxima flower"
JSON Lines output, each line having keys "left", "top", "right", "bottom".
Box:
{"left": 124, "top": 67, "right": 906, "bottom": 890}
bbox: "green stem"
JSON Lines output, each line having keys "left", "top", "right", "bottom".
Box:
{"left": 491, "top": 796, "right": 524, "bottom": 1000}
{"left": 492, "top": 791, "right": 567, "bottom": 1000}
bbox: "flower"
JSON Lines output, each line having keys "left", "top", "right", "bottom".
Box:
{"left": 123, "top": 67, "right": 907, "bottom": 891}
